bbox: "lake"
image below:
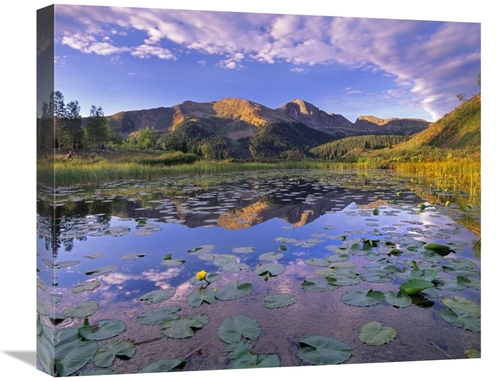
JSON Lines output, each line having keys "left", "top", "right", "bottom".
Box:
{"left": 36, "top": 168, "right": 481, "bottom": 375}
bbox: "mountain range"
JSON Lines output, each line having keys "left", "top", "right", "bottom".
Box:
{"left": 103, "top": 97, "right": 430, "bottom": 159}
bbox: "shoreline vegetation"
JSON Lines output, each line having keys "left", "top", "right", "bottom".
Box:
{"left": 37, "top": 149, "right": 480, "bottom": 206}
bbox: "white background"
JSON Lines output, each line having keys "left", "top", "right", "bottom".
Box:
{"left": 0, "top": 1, "right": 495, "bottom": 380}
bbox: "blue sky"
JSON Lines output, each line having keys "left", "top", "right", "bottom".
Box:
{"left": 49, "top": 4, "right": 481, "bottom": 123}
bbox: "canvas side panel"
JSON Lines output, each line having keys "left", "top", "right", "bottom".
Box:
{"left": 36, "top": 4, "right": 56, "bottom": 376}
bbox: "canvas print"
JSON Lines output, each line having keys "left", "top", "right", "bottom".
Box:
{"left": 36, "top": 4, "right": 481, "bottom": 377}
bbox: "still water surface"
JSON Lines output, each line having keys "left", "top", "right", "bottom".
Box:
{"left": 36, "top": 169, "right": 481, "bottom": 374}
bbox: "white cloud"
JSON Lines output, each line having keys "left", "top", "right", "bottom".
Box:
{"left": 56, "top": 5, "right": 480, "bottom": 119}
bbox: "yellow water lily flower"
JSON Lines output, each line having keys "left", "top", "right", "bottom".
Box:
{"left": 196, "top": 270, "right": 207, "bottom": 281}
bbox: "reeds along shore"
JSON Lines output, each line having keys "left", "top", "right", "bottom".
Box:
{"left": 36, "top": 155, "right": 480, "bottom": 205}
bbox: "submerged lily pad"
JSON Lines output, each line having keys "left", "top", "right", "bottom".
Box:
{"left": 296, "top": 336, "right": 352, "bottom": 365}
{"left": 341, "top": 289, "right": 384, "bottom": 307}
{"left": 262, "top": 293, "right": 298, "bottom": 309}
{"left": 217, "top": 315, "right": 261, "bottom": 344}
{"left": 359, "top": 322, "right": 396, "bottom": 345}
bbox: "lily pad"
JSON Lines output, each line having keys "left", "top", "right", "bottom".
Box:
{"left": 341, "top": 289, "right": 384, "bottom": 307}
{"left": 56, "top": 338, "right": 98, "bottom": 376}
{"left": 137, "top": 358, "right": 186, "bottom": 373}
{"left": 139, "top": 288, "right": 175, "bottom": 305}
{"left": 161, "top": 313, "right": 209, "bottom": 339}
{"left": 85, "top": 265, "right": 119, "bottom": 277}
{"left": 359, "top": 322, "right": 397, "bottom": 345}
{"left": 215, "top": 282, "right": 253, "bottom": 301}
{"left": 93, "top": 340, "right": 135, "bottom": 368}
{"left": 441, "top": 296, "right": 480, "bottom": 317}
{"left": 78, "top": 319, "right": 126, "bottom": 341}
{"left": 305, "top": 258, "right": 330, "bottom": 267}
{"left": 259, "top": 252, "right": 284, "bottom": 261}
{"left": 119, "top": 252, "right": 146, "bottom": 260}
{"left": 187, "top": 288, "right": 218, "bottom": 308}
{"left": 438, "top": 309, "right": 481, "bottom": 332}
{"left": 384, "top": 290, "right": 412, "bottom": 308}
{"left": 296, "top": 335, "right": 352, "bottom": 365}
{"left": 62, "top": 302, "right": 99, "bottom": 318}
{"left": 301, "top": 277, "right": 338, "bottom": 292}
{"left": 424, "top": 243, "right": 455, "bottom": 256}
{"left": 255, "top": 262, "right": 286, "bottom": 277}
{"left": 217, "top": 315, "right": 261, "bottom": 344}
{"left": 42, "top": 259, "right": 80, "bottom": 269}
{"left": 222, "top": 340, "right": 253, "bottom": 359}
{"left": 262, "top": 293, "right": 297, "bottom": 309}
{"left": 360, "top": 272, "right": 393, "bottom": 283}
{"left": 189, "top": 272, "right": 221, "bottom": 285}
{"left": 229, "top": 352, "right": 280, "bottom": 369}
{"left": 72, "top": 280, "right": 100, "bottom": 293}
{"left": 136, "top": 306, "right": 181, "bottom": 325}
{"left": 399, "top": 279, "right": 435, "bottom": 295}
{"left": 232, "top": 247, "right": 255, "bottom": 254}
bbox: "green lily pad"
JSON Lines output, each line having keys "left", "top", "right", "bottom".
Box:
{"left": 85, "top": 265, "right": 119, "bottom": 277}
{"left": 93, "top": 340, "right": 135, "bottom": 368}
{"left": 424, "top": 243, "right": 455, "bottom": 256}
{"left": 341, "top": 289, "right": 385, "bottom": 307}
{"left": 232, "top": 247, "right": 255, "bottom": 254}
{"left": 229, "top": 352, "right": 280, "bottom": 369}
{"left": 442, "top": 296, "right": 480, "bottom": 317}
{"left": 305, "top": 258, "right": 330, "bottom": 267}
{"left": 296, "top": 336, "right": 352, "bottom": 365}
{"left": 464, "top": 348, "right": 481, "bottom": 358}
{"left": 215, "top": 282, "right": 253, "bottom": 301}
{"left": 325, "top": 253, "right": 350, "bottom": 262}
{"left": 119, "top": 252, "right": 146, "bottom": 260}
{"left": 433, "top": 278, "right": 467, "bottom": 291}
{"left": 301, "top": 277, "right": 338, "bottom": 292}
{"left": 359, "top": 321, "right": 397, "bottom": 345}
{"left": 56, "top": 338, "right": 98, "bottom": 376}
{"left": 255, "top": 262, "right": 286, "bottom": 277}
{"left": 72, "top": 280, "right": 100, "bottom": 293}
{"left": 78, "top": 319, "right": 126, "bottom": 341}
{"left": 62, "top": 302, "right": 99, "bottom": 318}
{"left": 442, "top": 265, "right": 480, "bottom": 277}
{"left": 384, "top": 290, "right": 412, "bottom": 308}
{"left": 161, "top": 313, "right": 209, "bottom": 339}
{"left": 263, "top": 293, "right": 298, "bottom": 309}
{"left": 457, "top": 276, "right": 481, "bottom": 290}
{"left": 259, "top": 252, "right": 284, "bottom": 261}
{"left": 438, "top": 309, "right": 481, "bottom": 332}
{"left": 136, "top": 306, "right": 181, "bottom": 325}
{"left": 214, "top": 257, "right": 250, "bottom": 273}
{"left": 161, "top": 258, "right": 186, "bottom": 267}
{"left": 137, "top": 358, "right": 186, "bottom": 373}
{"left": 139, "top": 288, "right": 175, "bottom": 304}
{"left": 217, "top": 315, "right": 261, "bottom": 344}
{"left": 187, "top": 288, "right": 218, "bottom": 308}
{"left": 399, "top": 279, "right": 435, "bottom": 295}
{"left": 42, "top": 259, "right": 80, "bottom": 269}
{"left": 222, "top": 340, "right": 253, "bottom": 359}
{"left": 360, "top": 272, "right": 393, "bottom": 283}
